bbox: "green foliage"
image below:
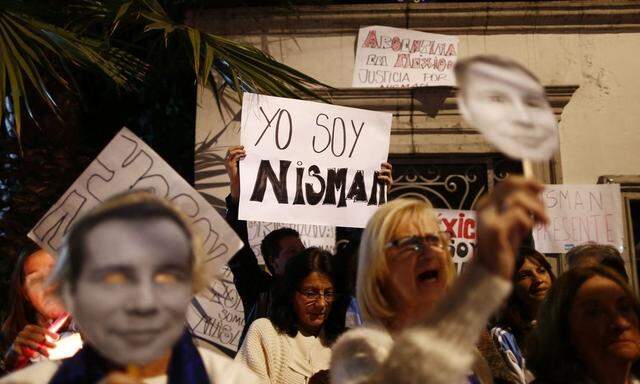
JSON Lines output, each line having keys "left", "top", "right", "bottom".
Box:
{"left": 0, "top": 0, "right": 330, "bottom": 145}
{"left": 113, "top": 0, "right": 330, "bottom": 107}
{"left": 0, "top": 0, "right": 148, "bottom": 145}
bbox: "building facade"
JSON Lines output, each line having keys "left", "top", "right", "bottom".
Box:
{"left": 192, "top": 1, "right": 640, "bottom": 287}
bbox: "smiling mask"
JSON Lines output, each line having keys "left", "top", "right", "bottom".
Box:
{"left": 456, "top": 58, "right": 559, "bottom": 161}
{"left": 63, "top": 217, "right": 193, "bottom": 366}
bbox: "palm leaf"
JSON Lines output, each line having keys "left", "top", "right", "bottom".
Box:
{"left": 0, "top": 5, "right": 148, "bottom": 144}
{"left": 110, "top": 0, "right": 331, "bottom": 105}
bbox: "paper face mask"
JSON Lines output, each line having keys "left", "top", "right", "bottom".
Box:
{"left": 457, "top": 61, "right": 558, "bottom": 161}
{"left": 64, "top": 218, "right": 192, "bottom": 365}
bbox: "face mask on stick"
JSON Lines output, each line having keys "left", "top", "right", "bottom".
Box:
{"left": 456, "top": 55, "right": 558, "bottom": 177}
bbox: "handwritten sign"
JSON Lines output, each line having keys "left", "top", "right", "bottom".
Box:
{"left": 533, "top": 184, "right": 624, "bottom": 253}
{"left": 436, "top": 209, "right": 477, "bottom": 273}
{"left": 28, "top": 128, "right": 243, "bottom": 279}
{"left": 239, "top": 93, "right": 392, "bottom": 228}
{"left": 247, "top": 221, "right": 336, "bottom": 264}
{"left": 352, "top": 26, "right": 458, "bottom": 88}
{"left": 187, "top": 266, "right": 244, "bottom": 351}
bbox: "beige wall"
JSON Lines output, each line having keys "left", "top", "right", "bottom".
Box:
{"left": 197, "top": 31, "right": 640, "bottom": 185}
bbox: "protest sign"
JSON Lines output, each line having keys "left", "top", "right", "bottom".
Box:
{"left": 29, "top": 127, "right": 243, "bottom": 278}
{"left": 247, "top": 221, "right": 336, "bottom": 264}
{"left": 436, "top": 209, "right": 477, "bottom": 273}
{"left": 533, "top": 184, "right": 625, "bottom": 253}
{"left": 456, "top": 55, "right": 558, "bottom": 161}
{"left": 239, "top": 93, "right": 392, "bottom": 228}
{"left": 352, "top": 26, "right": 458, "bottom": 88}
{"left": 187, "top": 266, "right": 244, "bottom": 351}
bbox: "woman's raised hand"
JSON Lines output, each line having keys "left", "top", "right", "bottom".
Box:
{"left": 224, "top": 146, "right": 246, "bottom": 202}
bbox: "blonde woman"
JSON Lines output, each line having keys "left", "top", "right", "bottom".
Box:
{"left": 331, "top": 177, "right": 547, "bottom": 384}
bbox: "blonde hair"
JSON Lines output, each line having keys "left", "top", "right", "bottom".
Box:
{"left": 356, "top": 198, "right": 455, "bottom": 325}
{"left": 53, "top": 190, "right": 207, "bottom": 294}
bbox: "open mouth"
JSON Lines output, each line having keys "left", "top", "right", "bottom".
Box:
{"left": 417, "top": 270, "right": 439, "bottom": 283}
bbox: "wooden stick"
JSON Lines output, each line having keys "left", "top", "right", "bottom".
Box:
{"left": 523, "top": 159, "right": 535, "bottom": 179}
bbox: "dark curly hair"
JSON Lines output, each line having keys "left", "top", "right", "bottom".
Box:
{"left": 270, "top": 247, "right": 343, "bottom": 343}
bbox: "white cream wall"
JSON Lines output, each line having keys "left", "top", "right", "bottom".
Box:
{"left": 197, "top": 31, "right": 640, "bottom": 184}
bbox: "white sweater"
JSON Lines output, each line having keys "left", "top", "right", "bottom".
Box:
{"left": 330, "top": 265, "right": 512, "bottom": 384}
{"left": 235, "top": 318, "right": 332, "bottom": 384}
{"left": 0, "top": 347, "right": 261, "bottom": 384}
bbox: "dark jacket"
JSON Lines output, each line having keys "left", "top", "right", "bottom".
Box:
{"left": 225, "top": 195, "right": 275, "bottom": 336}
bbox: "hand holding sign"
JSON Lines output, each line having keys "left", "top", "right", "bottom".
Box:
{"left": 225, "top": 145, "right": 246, "bottom": 202}
{"left": 455, "top": 55, "right": 558, "bottom": 162}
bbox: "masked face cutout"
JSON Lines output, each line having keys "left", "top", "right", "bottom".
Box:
{"left": 457, "top": 61, "right": 558, "bottom": 161}
{"left": 64, "top": 218, "right": 192, "bottom": 366}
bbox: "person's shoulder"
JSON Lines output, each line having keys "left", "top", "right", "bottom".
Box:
{"left": 247, "top": 318, "right": 278, "bottom": 336}
{"left": 197, "top": 348, "right": 263, "bottom": 384}
{"left": 0, "top": 360, "right": 59, "bottom": 384}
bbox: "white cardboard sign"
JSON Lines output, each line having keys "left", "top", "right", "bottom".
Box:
{"left": 187, "top": 266, "right": 244, "bottom": 351}
{"left": 27, "top": 128, "right": 245, "bottom": 351}
{"left": 532, "top": 184, "right": 625, "bottom": 253}
{"left": 247, "top": 221, "right": 336, "bottom": 264}
{"left": 28, "top": 128, "right": 243, "bottom": 277}
{"left": 238, "top": 93, "right": 392, "bottom": 228}
{"left": 352, "top": 26, "right": 458, "bottom": 88}
{"left": 436, "top": 209, "right": 477, "bottom": 273}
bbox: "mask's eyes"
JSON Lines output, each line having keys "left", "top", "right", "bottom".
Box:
{"left": 154, "top": 272, "right": 178, "bottom": 284}
{"left": 154, "top": 268, "right": 188, "bottom": 284}
{"left": 103, "top": 271, "right": 127, "bottom": 285}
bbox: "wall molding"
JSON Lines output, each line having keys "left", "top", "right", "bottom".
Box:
{"left": 319, "top": 85, "right": 578, "bottom": 127}
{"left": 193, "top": 1, "right": 640, "bottom": 36}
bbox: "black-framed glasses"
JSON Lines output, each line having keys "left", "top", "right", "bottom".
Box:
{"left": 384, "top": 232, "right": 450, "bottom": 254}
{"left": 297, "top": 289, "right": 337, "bottom": 304}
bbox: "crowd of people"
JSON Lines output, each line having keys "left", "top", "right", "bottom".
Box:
{"left": 0, "top": 57, "right": 639, "bottom": 384}
{"left": 0, "top": 164, "right": 636, "bottom": 384}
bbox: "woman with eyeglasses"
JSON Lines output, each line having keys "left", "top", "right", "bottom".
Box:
{"left": 330, "top": 176, "right": 548, "bottom": 384}
{"left": 235, "top": 247, "right": 343, "bottom": 384}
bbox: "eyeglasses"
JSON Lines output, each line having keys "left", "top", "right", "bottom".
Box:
{"left": 297, "top": 289, "right": 337, "bottom": 304}
{"left": 384, "top": 232, "right": 450, "bottom": 254}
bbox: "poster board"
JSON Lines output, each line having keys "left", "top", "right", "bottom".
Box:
{"left": 27, "top": 128, "right": 244, "bottom": 351}
{"left": 352, "top": 26, "right": 458, "bottom": 88}
{"left": 533, "top": 184, "right": 625, "bottom": 254}
{"left": 238, "top": 93, "right": 392, "bottom": 228}
{"left": 436, "top": 209, "right": 477, "bottom": 273}
{"left": 247, "top": 221, "right": 336, "bottom": 264}
{"left": 187, "top": 266, "right": 244, "bottom": 351}
{"left": 29, "top": 127, "right": 242, "bottom": 275}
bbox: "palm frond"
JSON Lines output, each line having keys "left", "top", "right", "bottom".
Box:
{"left": 112, "top": 0, "right": 331, "bottom": 106}
{"left": 0, "top": 5, "right": 148, "bottom": 144}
